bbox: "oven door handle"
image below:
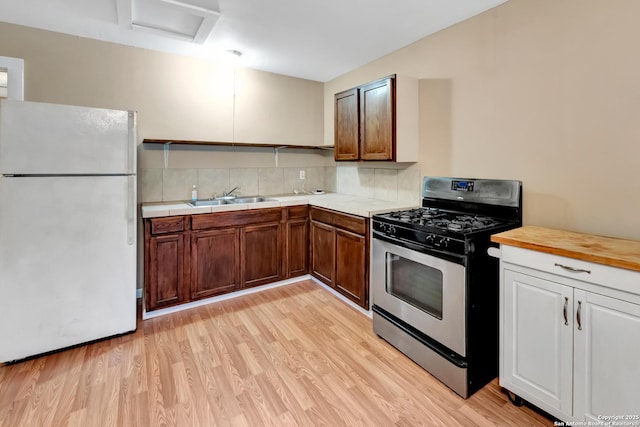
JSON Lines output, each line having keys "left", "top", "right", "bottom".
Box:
{"left": 373, "top": 231, "right": 467, "bottom": 266}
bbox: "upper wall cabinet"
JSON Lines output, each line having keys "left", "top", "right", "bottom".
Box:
{"left": 334, "top": 88, "right": 359, "bottom": 161}
{"left": 334, "top": 74, "right": 418, "bottom": 162}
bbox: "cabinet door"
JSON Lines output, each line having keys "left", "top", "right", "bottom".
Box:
{"left": 335, "top": 228, "right": 368, "bottom": 308}
{"left": 286, "top": 219, "right": 309, "bottom": 278}
{"left": 574, "top": 289, "right": 640, "bottom": 421}
{"left": 242, "top": 222, "right": 282, "bottom": 288}
{"left": 334, "top": 88, "right": 359, "bottom": 161}
{"left": 359, "top": 77, "right": 394, "bottom": 161}
{"left": 191, "top": 228, "right": 240, "bottom": 299}
{"left": 147, "top": 234, "right": 186, "bottom": 310}
{"left": 501, "top": 268, "right": 574, "bottom": 418}
{"left": 310, "top": 220, "right": 335, "bottom": 286}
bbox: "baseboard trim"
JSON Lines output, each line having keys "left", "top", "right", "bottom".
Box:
{"left": 142, "top": 276, "right": 309, "bottom": 320}
{"left": 142, "top": 275, "right": 372, "bottom": 320}
{"left": 308, "top": 276, "right": 372, "bottom": 318}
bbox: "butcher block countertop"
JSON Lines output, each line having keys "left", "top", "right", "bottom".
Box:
{"left": 491, "top": 226, "right": 640, "bottom": 272}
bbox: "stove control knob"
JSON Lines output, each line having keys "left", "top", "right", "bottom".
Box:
{"left": 434, "top": 236, "right": 450, "bottom": 247}
{"left": 425, "top": 235, "right": 435, "bottom": 245}
{"left": 388, "top": 225, "right": 396, "bottom": 234}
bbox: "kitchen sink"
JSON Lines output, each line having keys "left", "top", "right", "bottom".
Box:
{"left": 231, "top": 196, "right": 276, "bottom": 204}
{"left": 188, "top": 199, "right": 231, "bottom": 207}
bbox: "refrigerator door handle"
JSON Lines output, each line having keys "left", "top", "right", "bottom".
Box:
{"left": 127, "top": 175, "right": 135, "bottom": 245}
{"left": 127, "top": 111, "right": 137, "bottom": 174}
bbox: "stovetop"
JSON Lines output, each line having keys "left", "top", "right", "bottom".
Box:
{"left": 374, "top": 207, "right": 509, "bottom": 236}
{"left": 372, "top": 206, "right": 520, "bottom": 257}
{"left": 372, "top": 177, "right": 522, "bottom": 257}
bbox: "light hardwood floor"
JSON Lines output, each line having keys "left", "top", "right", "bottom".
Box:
{"left": 0, "top": 280, "right": 552, "bottom": 426}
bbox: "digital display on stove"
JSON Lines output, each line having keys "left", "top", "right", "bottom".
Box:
{"left": 451, "top": 180, "right": 474, "bottom": 191}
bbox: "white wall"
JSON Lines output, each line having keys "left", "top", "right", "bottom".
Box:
{"left": 324, "top": 0, "right": 640, "bottom": 240}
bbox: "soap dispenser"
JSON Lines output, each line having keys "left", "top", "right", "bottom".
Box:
{"left": 191, "top": 185, "right": 198, "bottom": 202}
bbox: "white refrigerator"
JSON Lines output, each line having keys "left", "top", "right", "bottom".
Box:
{"left": 0, "top": 100, "right": 137, "bottom": 362}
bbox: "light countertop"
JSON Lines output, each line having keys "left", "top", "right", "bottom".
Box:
{"left": 491, "top": 226, "right": 640, "bottom": 272}
{"left": 141, "top": 193, "right": 418, "bottom": 219}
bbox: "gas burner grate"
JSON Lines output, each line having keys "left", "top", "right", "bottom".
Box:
{"left": 383, "top": 209, "right": 503, "bottom": 233}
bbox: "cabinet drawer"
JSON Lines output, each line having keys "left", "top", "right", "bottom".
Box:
{"left": 501, "top": 245, "right": 640, "bottom": 297}
{"left": 310, "top": 206, "right": 367, "bottom": 235}
{"left": 310, "top": 207, "right": 334, "bottom": 225}
{"left": 286, "top": 205, "right": 309, "bottom": 220}
{"left": 150, "top": 216, "right": 186, "bottom": 235}
{"left": 333, "top": 211, "right": 367, "bottom": 235}
{"left": 192, "top": 208, "right": 282, "bottom": 230}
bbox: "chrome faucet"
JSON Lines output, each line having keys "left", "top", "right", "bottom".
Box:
{"left": 223, "top": 186, "right": 240, "bottom": 197}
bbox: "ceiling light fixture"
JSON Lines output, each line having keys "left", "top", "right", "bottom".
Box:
{"left": 226, "top": 49, "right": 243, "bottom": 58}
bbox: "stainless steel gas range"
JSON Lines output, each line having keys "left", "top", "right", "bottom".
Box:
{"left": 371, "top": 176, "right": 522, "bottom": 398}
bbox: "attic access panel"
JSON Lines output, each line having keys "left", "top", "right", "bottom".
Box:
{"left": 117, "top": 0, "right": 220, "bottom": 43}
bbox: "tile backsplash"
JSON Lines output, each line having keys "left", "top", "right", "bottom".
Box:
{"left": 142, "top": 164, "right": 421, "bottom": 205}
{"left": 142, "top": 166, "right": 327, "bottom": 202}
{"left": 331, "top": 165, "right": 421, "bottom": 204}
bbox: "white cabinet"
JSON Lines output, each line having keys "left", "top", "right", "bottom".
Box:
{"left": 502, "top": 269, "right": 574, "bottom": 419}
{"left": 499, "top": 245, "right": 640, "bottom": 424}
{"left": 573, "top": 290, "right": 640, "bottom": 422}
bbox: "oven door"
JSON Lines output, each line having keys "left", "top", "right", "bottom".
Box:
{"left": 371, "top": 237, "right": 466, "bottom": 356}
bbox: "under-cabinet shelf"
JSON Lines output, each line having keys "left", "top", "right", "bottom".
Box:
{"left": 143, "top": 139, "right": 334, "bottom": 151}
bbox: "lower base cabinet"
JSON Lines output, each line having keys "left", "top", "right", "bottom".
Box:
{"left": 144, "top": 205, "right": 371, "bottom": 312}
{"left": 242, "top": 222, "right": 282, "bottom": 288}
{"left": 147, "top": 233, "right": 187, "bottom": 309}
{"left": 502, "top": 269, "right": 573, "bottom": 417}
{"left": 286, "top": 217, "right": 309, "bottom": 278}
{"left": 310, "top": 207, "right": 369, "bottom": 309}
{"left": 573, "top": 289, "right": 640, "bottom": 422}
{"left": 145, "top": 216, "right": 190, "bottom": 311}
{"left": 335, "top": 228, "right": 367, "bottom": 305}
{"left": 310, "top": 220, "right": 335, "bottom": 285}
{"left": 144, "top": 206, "right": 310, "bottom": 312}
{"left": 499, "top": 245, "right": 640, "bottom": 423}
{"left": 191, "top": 228, "right": 240, "bottom": 299}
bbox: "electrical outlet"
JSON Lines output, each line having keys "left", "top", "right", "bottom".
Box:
{"left": 299, "top": 170, "right": 306, "bottom": 180}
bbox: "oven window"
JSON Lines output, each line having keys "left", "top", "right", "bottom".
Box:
{"left": 385, "top": 253, "right": 443, "bottom": 319}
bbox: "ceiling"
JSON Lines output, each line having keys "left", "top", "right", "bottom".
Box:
{"left": 0, "top": 0, "right": 507, "bottom": 82}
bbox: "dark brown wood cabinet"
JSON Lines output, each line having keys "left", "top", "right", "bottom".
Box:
{"left": 310, "top": 220, "right": 335, "bottom": 285}
{"left": 143, "top": 205, "right": 368, "bottom": 312}
{"left": 192, "top": 207, "right": 283, "bottom": 292}
{"left": 145, "top": 207, "right": 304, "bottom": 311}
{"left": 334, "top": 74, "right": 419, "bottom": 162}
{"left": 309, "top": 207, "right": 369, "bottom": 308}
{"left": 335, "top": 228, "right": 367, "bottom": 305}
{"left": 191, "top": 228, "right": 240, "bottom": 299}
{"left": 334, "top": 75, "right": 395, "bottom": 161}
{"left": 144, "top": 216, "right": 190, "bottom": 311}
{"left": 285, "top": 206, "right": 309, "bottom": 278}
{"left": 359, "top": 77, "right": 394, "bottom": 160}
{"left": 334, "top": 88, "right": 359, "bottom": 161}
{"left": 242, "top": 222, "right": 282, "bottom": 288}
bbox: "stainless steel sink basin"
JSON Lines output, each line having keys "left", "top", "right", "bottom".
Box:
{"left": 188, "top": 199, "right": 231, "bottom": 207}
{"left": 231, "top": 196, "right": 276, "bottom": 204}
